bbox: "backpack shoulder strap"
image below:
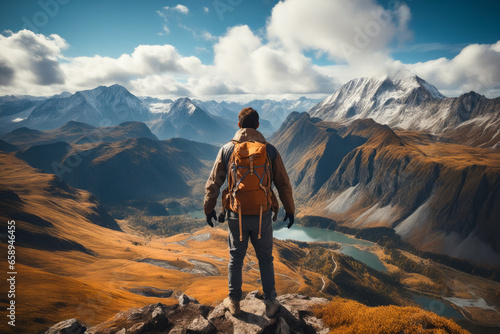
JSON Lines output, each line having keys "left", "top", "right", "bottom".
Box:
{"left": 222, "top": 141, "right": 236, "bottom": 171}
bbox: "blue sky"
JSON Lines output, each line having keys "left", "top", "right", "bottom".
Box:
{"left": 0, "top": 0, "right": 499, "bottom": 99}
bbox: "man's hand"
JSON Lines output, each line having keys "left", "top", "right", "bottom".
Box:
{"left": 284, "top": 213, "right": 294, "bottom": 229}
{"left": 206, "top": 210, "right": 216, "bottom": 228}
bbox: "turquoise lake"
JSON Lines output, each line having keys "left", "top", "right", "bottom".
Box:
{"left": 274, "top": 224, "right": 387, "bottom": 272}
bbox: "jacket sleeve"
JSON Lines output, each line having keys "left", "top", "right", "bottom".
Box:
{"left": 203, "top": 147, "right": 227, "bottom": 215}
{"left": 272, "top": 150, "right": 295, "bottom": 214}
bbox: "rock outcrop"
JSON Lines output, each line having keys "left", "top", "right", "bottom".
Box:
{"left": 45, "top": 293, "right": 329, "bottom": 334}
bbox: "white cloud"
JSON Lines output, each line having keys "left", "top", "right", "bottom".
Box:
{"left": 60, "top": 44, "right": 204, "bottom": 89}
{"left": 409, "top": 41, "right": 500, "bottom": 97}
{"left": 195, "top": 46, "right": 209, "bottom": 54}
{"left": 0, "top": 1, "right": 499, "bottom": 101}
{"left": 166, "top": 4, "right": 189, "bottom": 15}
{"left": 213, "top": 25, "right": 336, "bottom": 95}
{"left": 129, "top": 74, "right": 191, "bottom": 97}
{"left": 201, "top": 31, "right": 217, "bottom": 42}
{"left": 158, "top": 25, "right": 170, "bottom": 36}
{"left": 0, "top": 30, "right": 206, "bottom": 96}
{"left": 267, "top": 0, "right": 412, "bottom": 63}
{"left": 156, "top": 10, "right": 167, "bottom": 20}
{"left": 0, "top": 30, "right": 67, "bottom": 93}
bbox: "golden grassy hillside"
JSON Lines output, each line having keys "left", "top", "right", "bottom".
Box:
{"left": 315, "top": 297, "right": 470, "bottom": 334}
{"left": 0, "top": 153, "right": 321, "bottom": 333}
{"left": 0, "top": 152, "right": 473, "bottom": 334}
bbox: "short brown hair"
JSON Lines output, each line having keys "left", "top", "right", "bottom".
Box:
{"left": 238, "top": 107, "right": 259, "bottom": 129}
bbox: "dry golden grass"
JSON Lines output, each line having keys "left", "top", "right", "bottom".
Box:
{"left": 0, "top": 153, "right": 319, "bottom": 333}
{"left": 315, "top": 297, "right": 470, "bottom": 334}
{"left": 396, "top": 130, "right": 500, "bottom": 168}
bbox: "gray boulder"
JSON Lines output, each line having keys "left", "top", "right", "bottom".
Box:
{"left": 45, "top": 318, "right": 86, "bottom": 334}
{"left": 179, "top": 293, "right": 200, "bottom": 306}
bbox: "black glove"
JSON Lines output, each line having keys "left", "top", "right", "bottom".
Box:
{"left": 218, "top": 211, "right": 226, "bottom": 223}
{"left": 284, "top": 213, "right": 294, "bottom": 229}
{"left": 206, "top": 210, "right": 216, "bottom": 228}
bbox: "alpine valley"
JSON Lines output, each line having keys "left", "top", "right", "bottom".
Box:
{"left": 1, "top": 75, "right": 500, "bottom": 334}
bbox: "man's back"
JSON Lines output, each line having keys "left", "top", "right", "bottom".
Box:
{"left": 204, "top": 127, "right": 295, "bottom": 219}
{"left": 203, "top": 107, "right": 295, "bottom": 318}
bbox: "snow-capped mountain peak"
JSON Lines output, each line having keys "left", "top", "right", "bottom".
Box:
{"left": 308, "top": 75, "right": 450, "bottom": 131}
{"left": 20, "top": 84, "right": 150, "bottom": 130}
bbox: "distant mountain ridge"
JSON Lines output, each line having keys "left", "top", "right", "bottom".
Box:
{"left": 194, "top": 97, "right": 322, "bottom": 129}
{"left": 15, "top": 84, "right": 151, "bottom": 130}
{"left": 16, "top": 135, "right": 217, "bottom": 202}
{"left": 147, "top": 97, "right": 234, "bottom": 144}
{"left": 309, "top": 75, "right": 500, "bottom": 148}
{"left": 1, "top": 120, "right": 158, "bottom": 148}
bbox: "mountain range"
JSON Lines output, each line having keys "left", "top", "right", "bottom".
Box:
{"left": 18, "top": 84, "right": 151, "bottom": 130}
{"left": 146, "top": 97, "right": 235, "bottom": 144}
{"left": 193, "top": 97, "right": 321, "bottom": 129}
{"left": 1, "top": 74, "right": 499, "bottom": 333}
{"left": 309, "top": 75, "right": 500, "bottom": 148}
{"left": 1, "top": 75, "right": 499, "bottom": 263}
{"left": 0, "top": 85, "right": 320, "bottom": 145}
{"left": 272, "top": 112, "right": 500, "bottom": 265}
{"left": 8, "top": 122, "right": 218, "bottom": 202}
{"left": 1, "top": 120, "right": 158, "bottom": 148}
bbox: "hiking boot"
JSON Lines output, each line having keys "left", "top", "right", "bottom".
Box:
{"left": 223, "top": 297, "right": 241, "bottom": 316}
{"left": 264, "top": 299, "right": 280, "bottom": 318}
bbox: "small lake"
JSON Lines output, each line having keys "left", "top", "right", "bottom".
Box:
{"left": 187, "top": 210, "right": 205, "bottom": 219}
{"left": 274, "top": 225, "right": 387, "bottom": 272}
{"left": 412, "top": 295, "right": 464, "bottom": 319}
{"left": 167, "top": 207, "right": 205, "bottom": 219}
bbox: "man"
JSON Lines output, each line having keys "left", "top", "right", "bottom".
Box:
{"left": 204, "top": 107, "right": 295, "bottom": 318}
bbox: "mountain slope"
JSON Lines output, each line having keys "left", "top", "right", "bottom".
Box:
{"left": 148, "top": 97, "right": 233, "bottom": 144}
{"left": 0, "top": 95, "right": 39, "bottom": 118}
{"left": 312, "top": 124, "right": 500, "bottom": 265}
{"left": 195, "top": 97, "right": 322, "bottom": 130}
{"left": 309, "top": 76, "right": 500, "bottom": 147}
{"left": 276, "top": 114, "right": 500, "bottom": 265}
{"left": 163, "top": 137, "right": 220, "bottom": 161}
{"left": 17, "top": 136, "right": 211, "bottom": 202}
{"left": 270, "top": 112, "right": 366, "bottom": 201}
{"left": 1, "top": 120, "right": 158, "bottom": 148}
{"left": 18, "top": 84, "right": 150, "bottom": 130}
{"left": 0, "top": 153, "right": 120, "bottom": 236}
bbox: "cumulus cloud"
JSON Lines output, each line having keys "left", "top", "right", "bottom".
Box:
{"left": 409, "top": 41, "right": 500, "bottom": 97}
{"left": 0, "top": 30, "right": 67, "bottom": 93}
{"left": 0, "top": 62, "right": 14, "bottom": 86}
{"left": 213, "top": 25, "right": 336, "bottom": 94}
{"left": 61, "top": 44, "right": 204, "bottom": 90}
{"left": 0, "top": 30, "right": 207, "bottom": 96}
{"left": 0, "top": 1, "right": 499, "bottom": 100}
{"left": 267, "top": 0, "right": 411, "bottom": 63}
{"left": 129, "top": 74, "right": 191, "bottom": 97}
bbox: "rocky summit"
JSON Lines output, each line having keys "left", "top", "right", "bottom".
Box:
{"left": 45, "top": 292, "right": 329, "bottom": 334}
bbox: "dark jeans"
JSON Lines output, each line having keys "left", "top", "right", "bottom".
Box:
{"left": 227, "top": 210, "right": 277, "bottom": 302}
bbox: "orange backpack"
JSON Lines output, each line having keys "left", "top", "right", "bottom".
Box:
{"left": 222, "top": 140, "right": 273, "bottom": 240}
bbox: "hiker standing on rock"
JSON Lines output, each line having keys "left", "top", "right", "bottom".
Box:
{"left": 204, "top": 107, "right": 295, "bottom": 318}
